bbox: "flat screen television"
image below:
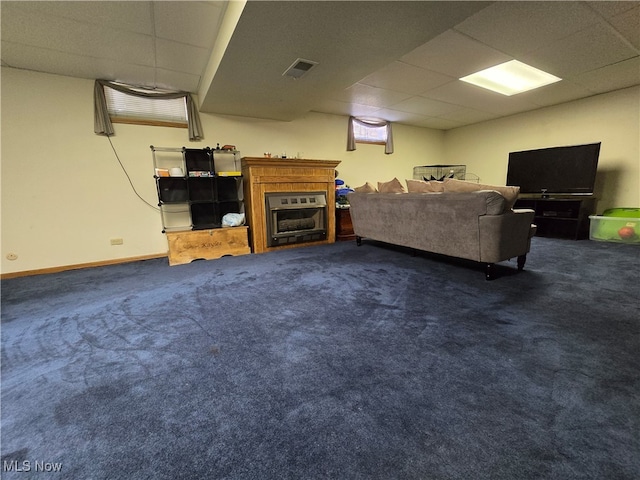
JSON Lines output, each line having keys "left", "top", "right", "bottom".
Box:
{"left": 506, "top": 142, "right": 600, "bottom": 197}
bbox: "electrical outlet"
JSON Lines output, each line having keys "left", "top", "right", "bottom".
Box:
{"left": 6, "top": 253, "right": 18, "bottom": 261}
{"left": 110, "top": 238, "right": 124, "bottom": 246}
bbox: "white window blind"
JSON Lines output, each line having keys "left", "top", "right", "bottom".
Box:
{"left": 347, "top": 116, "right": 393, "bottom": 154}
{"left": 353, "top": 120, "right": 388, "bottom": 143}
{"left": 104, "top": 86, "right": 188, "bottom": 124}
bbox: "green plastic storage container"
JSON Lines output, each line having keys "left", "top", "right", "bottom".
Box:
{"left": 589, "top": 208, "right": 640, "bottom": 243}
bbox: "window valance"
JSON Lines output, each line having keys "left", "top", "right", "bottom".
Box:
{"left": 347, "top": 116, "right": 394, "bottom": 154}
{"left": 93, "top": 80, "right": 204, "bottom": 141}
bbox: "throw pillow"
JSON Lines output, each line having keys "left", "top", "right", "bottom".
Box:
{"left": 378, "top": 177, "right": 406, "bottom": 193}
{"left": 443, "top": 178, "right": 520, "bottom": 209}
{"left": 354, "top": 182, "right": 378, "bottom": 193}
{"left": 406, "top": 179, "right": 444, "bottom": 193}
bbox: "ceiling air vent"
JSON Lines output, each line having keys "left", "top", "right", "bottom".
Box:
{"left": 282, "top": 58, "right": 318, "bottom": 79}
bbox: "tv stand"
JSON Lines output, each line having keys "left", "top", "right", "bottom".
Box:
{"left": 514, "top": 196, "right": 596, "bottom": 240}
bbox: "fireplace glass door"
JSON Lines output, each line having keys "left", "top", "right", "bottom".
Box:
{"left": 265, "top": 192, "right": 327, "bottom": 247}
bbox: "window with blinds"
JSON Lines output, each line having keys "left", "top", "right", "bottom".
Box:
{"left": 104, "top": 86, "right": 188, "bottom": 127}
{"left": 353, "top": 120, "right": 388, "bottom": 144}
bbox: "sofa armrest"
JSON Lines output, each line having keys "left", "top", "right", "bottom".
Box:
{"left": 478, "top": 209, "right": 536, "bottom": 263}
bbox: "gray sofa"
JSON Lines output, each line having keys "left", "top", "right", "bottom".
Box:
{"left": 347, "top": 190, "right": 537, "bottom": 280}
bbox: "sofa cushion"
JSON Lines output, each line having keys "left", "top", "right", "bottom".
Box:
{"left": 443, "top": 178, "right": 520, "bottom": 209}
{"left": 406, "top": 179, "right": 445, "bottom": 193}
{"left": 378, "top": 177, "right": 406, "bottom": 193}
{"left": 354, "top": 182, "right": 378, "bottom": 193}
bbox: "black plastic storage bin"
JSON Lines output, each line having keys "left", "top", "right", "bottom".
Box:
{"left": 188, "top": 177, "right": 215, "bottom": 201}
{"left": 157, "top": 178, "right": 188, "bottom": 203}
{"left": 216, "top": 176, "right": 242, "bottom": 202}
{"left": 190, "top": 202, "right": 220, "bottom": 229}
{"left": 184, "top": 148, "right": 212, "bottom": 172}
{"left": 219, "top": 201, "right": 243, "bottom": 218}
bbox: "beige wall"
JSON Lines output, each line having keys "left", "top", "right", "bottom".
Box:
{"left": 2, "top": 68, "right": 638, "bottom": 274}
{"left": 444, "top": 86, "right": 640, "bottom": 213}
{"left": 0, "top": 68, "right": 442, "bottom": 274}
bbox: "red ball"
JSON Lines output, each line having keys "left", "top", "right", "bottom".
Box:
{"left": 618, "top": 226, "right": 635, "bottom": 239}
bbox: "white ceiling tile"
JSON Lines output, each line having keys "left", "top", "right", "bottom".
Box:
{"left": 608, "top": 5, "right": 640, "bottom": 50}
{"left": 401, "top": 30, "right": 512, "bottom": 77}
{"left": 359, "top": 61, "right": 453, "bottom": 95}
{"left": 0, "top": 41, "right": 156, "bottom": 86}
{"left": 437, "top": 107, "right": 500, "bottom": 125}
{"left": 483, "top": 99, "right": 543, "bottom": 117}
{"left": 1, "top": 5, "right": 66, "bottom": 49}
{"left": 155, "top": 68, "right": 201, "bottom": 93}
{"left": 425, "top": 81, "right": 499, "bottom": 109}
{"left": 310, "top": 99, "right": 382, "bottom": 119}
{"left": 387, "top": 96, "right": 462, "bottom": 117}
{"left": 0, "top": 41, "right": 83, "bottom": 77}
{"left": 98, "top": 30, "right": 156, "bottom": 67}
{"left": 518, "top": 80, "right": 598, "bottom": 107}
{"left": 331, "top": 83, "right": 413, "bottom": 108}
{"left": 571, "top": 57, "right": 640, "bottom": 94}
{"left": 0, "top": 5, "right": 154, "bottom": 66}
{"left": 372, "top": 109, "right": 434, "bottom": 124}
{"left": 426, "top": 81, "right": 540, "bottom": 116}
{"left": 456, "top": 1, "right": 601, "bottom": 57}
{"left": 410, "top": 116, "right": 464, "bottom": 130}
{"left": 153, "top": 1, "right": 223, "bottom": 48}
{"left": 108, "top": 64, "right": 161, "bottom": 89}
{"left": 155, "top": 39, "right": 210, "bottom": 75}
{"left": 1, "top": 1, "right": 154, "bottom": 35}
{"left": 587, "top": 1, "right": 639, "bottom": 19}
{"left": 520, "top": 22, "right": 637, "bottom": 78}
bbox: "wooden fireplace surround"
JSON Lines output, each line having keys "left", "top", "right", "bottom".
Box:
{"left": 241, "top": 157, "right": 340, "bottom": 254}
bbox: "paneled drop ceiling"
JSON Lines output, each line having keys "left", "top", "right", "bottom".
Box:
{"left": 2, "top": 1, "right": 639, "bottom": 130}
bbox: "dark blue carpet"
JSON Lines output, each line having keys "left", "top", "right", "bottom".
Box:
{"left": 2, "top": 237, "right": 639, "bottom": 479}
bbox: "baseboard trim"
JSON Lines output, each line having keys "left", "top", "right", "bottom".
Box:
{"left": 1, "top": 253, "right": 168, "bottom": 280}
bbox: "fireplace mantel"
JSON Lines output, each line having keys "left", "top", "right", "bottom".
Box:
{"left": 242, "top": 157, "right": 340, "bottom": 253}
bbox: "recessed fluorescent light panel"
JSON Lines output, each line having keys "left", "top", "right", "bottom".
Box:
{"left": 283, "top": 58, "right": 318, "bottom": 79}
{"left": 459, "top": 60, "right": 561, "bottom": 96}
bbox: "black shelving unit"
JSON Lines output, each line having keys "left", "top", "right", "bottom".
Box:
{"left": 514, "top": 197, "right": 596, "bottom": 240}
{"left": 151, "top": 146, "right": 244, "bottom": 232}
